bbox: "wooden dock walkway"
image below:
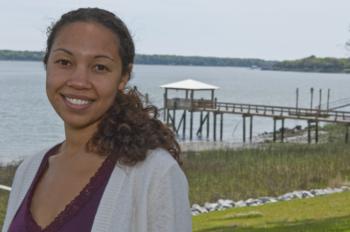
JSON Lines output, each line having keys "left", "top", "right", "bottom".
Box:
{"left": 199, "top": 101, "right": 350, "bottom": 123}
{"left": 164, "top": 98, "right": 350, "bottom": 144}
{"left": 160, "top": 79, "right": 350, "bottom": 144}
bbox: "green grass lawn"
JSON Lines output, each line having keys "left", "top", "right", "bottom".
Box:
{"left": 193, "top": 191, "right": 350, "bottom": 232}
{"left": 2, "top": 190, "right": 350, "bottom": 231}
{"left": 183, "top": 142, "right": 350, "bottom": 204}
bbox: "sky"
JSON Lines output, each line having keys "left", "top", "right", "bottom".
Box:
{"left": 1, "top": 0, "right": 350, "bottom": 60}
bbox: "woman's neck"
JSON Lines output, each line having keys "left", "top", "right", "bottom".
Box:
{"left": 61, "top": 123, "right": 98, "bottom": 157}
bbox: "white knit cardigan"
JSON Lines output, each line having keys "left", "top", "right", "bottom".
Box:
{"left": 2, "top": 148, "right": 192, "bottom": 232}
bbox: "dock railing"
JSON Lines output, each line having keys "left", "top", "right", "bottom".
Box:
{"left": 193, "top": 101, "right": 350, "bottom": 122}
{"left": 166, "top": 98, "right": 215, "bottom": 110}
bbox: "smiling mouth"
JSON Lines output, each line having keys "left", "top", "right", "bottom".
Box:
{"left": 61, "top": 94, "right": 94, "bottom": 109}
{"left": 65, "top": 96, "right": 91, "bottom": 105}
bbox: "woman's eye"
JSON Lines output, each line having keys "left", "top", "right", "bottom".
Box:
{"left": 55, "top": 59, "right": 71, "bottom": 67}
{"left": 94, "top": 64, "right": 109, "bottom": 72}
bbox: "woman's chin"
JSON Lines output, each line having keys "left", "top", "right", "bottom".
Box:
{"left": 62, "top": 118, "right": 100, "bottom": 131}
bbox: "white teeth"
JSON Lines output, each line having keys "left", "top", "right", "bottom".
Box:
{"left": 65, "top": 97, "right": 90, "bottom": 105}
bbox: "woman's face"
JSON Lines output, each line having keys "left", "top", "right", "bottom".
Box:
{"left": 46, "top": 21, "right": 129, "bottom": 130}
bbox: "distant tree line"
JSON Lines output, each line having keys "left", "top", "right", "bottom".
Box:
{"left": 0, "top": 50, "right": 275, "bottom": 69}
{"left": 271, "top": 55, "right": 350, "bottom": 73}
{"left": 0, "top": 50, "right": 44, "bottom": 61}
{"left": 134, "top": 54, "right": 276, "bottom": 69}
{"left": 1, "top": 50, "right": 350, "bottom": 73}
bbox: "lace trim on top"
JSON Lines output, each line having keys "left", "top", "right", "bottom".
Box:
{"left": 25, "top": 146, "right": 116, "bottom": 232}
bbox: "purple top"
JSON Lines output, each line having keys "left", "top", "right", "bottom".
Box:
{"left": 8, "top": 144, "right": 117, "bottom": 232}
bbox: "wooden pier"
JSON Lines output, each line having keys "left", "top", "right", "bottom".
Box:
{"left": 160, "top": 79, "right": 350, "bottom": 144}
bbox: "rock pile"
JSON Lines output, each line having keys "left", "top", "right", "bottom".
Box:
{"left": 191, "top": 186, "right": 350, "bottom": 216}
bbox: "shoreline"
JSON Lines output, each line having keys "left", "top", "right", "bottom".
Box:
{"left": 0, "top": 125, "right": 332, "bottom": 164}
{"left": 179, "top": 124, "right": 330, "bottom": 152}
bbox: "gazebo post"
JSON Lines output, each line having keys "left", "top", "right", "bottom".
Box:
{"left": 163, "top": 88, "right": 168, "bottom": 121}
{"left": 183, "top": 90, "right": 189, "bottom": 139}
{"left": 172, "top": 100, "right": 176, "bottom": 133}
{"left": 166, "top": 99, "right": 170, "bottom": 126}
{"left": 190, "top": 90, "right": 194, "bottom": 140}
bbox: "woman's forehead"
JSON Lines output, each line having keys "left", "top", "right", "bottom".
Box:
{"left": 52, "top": 22, "right": 120, "bottom": 59}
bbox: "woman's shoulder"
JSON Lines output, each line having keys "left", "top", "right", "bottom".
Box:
{"left": 6, "top": 147, "right": 52, "bottom": 215}
{"left": 121, "top": 148, "right": 182, "bottom": 178}
{"left": 13, "top": 146, "right": 53, "bottom": 184}
{"left": 141, "top": 148, "right": 179, "bottom": 173}
{"left": 145, "top": 148, "right": 178, "bottom": 167}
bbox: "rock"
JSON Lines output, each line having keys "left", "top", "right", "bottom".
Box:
{"left": 217, "top": 199, "right": 234, "bottom": 209}
{"left": 311, "top": 189, "right": 328, "bottom": 196}
{"left": 291, "top": 191, "right": 303, "bottom": 199}
{"left": 192, "top": 204, "right": 208, "bottom": 214}
{"left": 259, "top": 196, "right": 277, "bottom": 203}
{"left": 301, "top": 190, "right": 314, "bottom": 198}
{"left": 249, "top": 201, "right": 263, "bottom": 207}
{"left": 333, "top": 187, "right": 343, "bottom": 193}
{"left": 204, "top": 202, "right": 218, "bottom": 212}
{"left": 245, "top": 198, "right": 263, "bottom": 206}
{"left": 278, "top": 193, "right": 293, "bottom": 201}
{"left": 191, "top": 211, "right": 200, "bottom": 216}
{"left": 235, "top": 200, "right": 247, "bottom": 208}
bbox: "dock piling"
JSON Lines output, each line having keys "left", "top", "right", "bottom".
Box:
{"left": 273, "top": 118, "right": 277, "bottom": 142}
{"left": 206, "top": 112, "right": 210, "bottom": 139}
{"left": 220, "top": 113, "right": 223, "bottom": 141}
{"left": 281, "top": 118, "right": 285, "bottom": 142}
{"left": 315, "top": 120, "right": 319, "bottom": 143}
{"left": 213, "top": 112, "right": 217, "bottom": 141}
{"left": 249, "top": 116, "right": 253, "bottom": 143}
{"left": 345, "top": 124, "right": 349, "bottom": 144}
{"left": 307, "top": 120, "right": 311, "bottom": 144}
{"left": 243, "top": 115, "right": 246, "bottom": 143}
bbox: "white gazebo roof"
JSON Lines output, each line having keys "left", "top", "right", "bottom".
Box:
{"left": 160, "top": 79, "right": 219, "bottom": 90}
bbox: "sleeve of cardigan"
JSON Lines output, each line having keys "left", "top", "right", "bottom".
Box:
{"left": 2, "top": 161, "right": 25, "bottom": 232}
{"left": 147, "top": 164, "right": 192, "bottom": 232}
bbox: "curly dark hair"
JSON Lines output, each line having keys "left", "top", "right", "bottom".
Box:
{"left": 43, "top": 8, "right": 181, "bottom": 165}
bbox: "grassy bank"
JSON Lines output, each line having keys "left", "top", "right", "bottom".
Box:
{"left": 0, "top": 161, "right": 19, "bottom": 187}
{"left": 0, "top": 161, "right": 17, "bottom": 229}
{"left": 193, "top": 191, "right": 350, "bottom": 231}
{"left": 182, "top": 142, "right": 350, "bottom": 204}
{"left": 0, "top": 191, "right": 9, "bottom": 228}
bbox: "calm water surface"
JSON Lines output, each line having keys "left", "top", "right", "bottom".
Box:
{"left": 1, "top": 61, "right": 350, "bottom": 163}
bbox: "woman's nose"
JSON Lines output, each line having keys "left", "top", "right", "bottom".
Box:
{"left": 66, "top": 65, "right": 92, "bottom": 89}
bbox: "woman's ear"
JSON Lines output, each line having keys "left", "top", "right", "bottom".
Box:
{"left": 118, "top": 64, "right": 133, "bottom": 91}
{"left": 117, "top": 76, "right": 128, "bottom": 91}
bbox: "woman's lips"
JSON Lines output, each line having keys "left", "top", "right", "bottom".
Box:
{"left": 61, "top": 94, "right": 94, "bottom": 110}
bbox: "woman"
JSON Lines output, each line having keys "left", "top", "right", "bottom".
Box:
{"left": 2, "top": 8, "right": 191, "bottom": 232}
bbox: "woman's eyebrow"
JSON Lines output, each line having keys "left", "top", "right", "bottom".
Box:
{"left": 94, "top": 55, "right": 115, "bottom": 61}
{"left": 52, "top": 48, "right": 115, "bottom": 61}
{"left": 53, "top": 48, "right": 73, "bottom": 55}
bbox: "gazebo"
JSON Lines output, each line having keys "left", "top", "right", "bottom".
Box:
{"left": 160, "top": 79, "right": 219, "bottom": 140}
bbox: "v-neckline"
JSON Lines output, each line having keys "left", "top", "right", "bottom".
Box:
{"left": 25, "top": 145, "right": 112, "bottom": 232}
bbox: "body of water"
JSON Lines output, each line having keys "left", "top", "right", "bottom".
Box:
{"left": 1, "top": 60, "right": 350, "bottom": 163}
